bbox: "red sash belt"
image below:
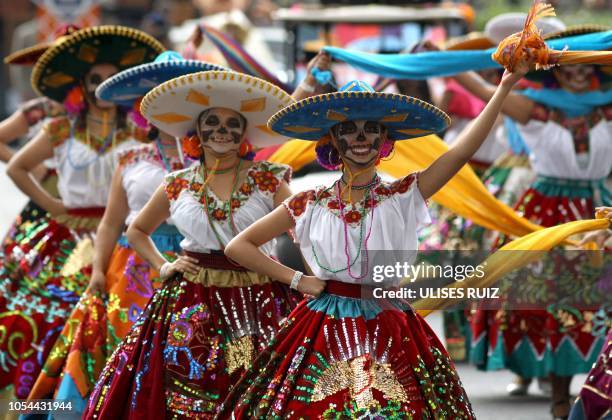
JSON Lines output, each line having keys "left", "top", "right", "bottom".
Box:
{"left": 66, "top": 207, "right": 106, "bottom": 218}
{"left": 325, "top": 280, "right": 378, "bottom": 299}
{"left": 183, "top": 250, "right": 248, "bottom": 272}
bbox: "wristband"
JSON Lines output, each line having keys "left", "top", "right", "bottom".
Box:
{"left": 290, "top": 270, "right": 303, "bottom": 290}
{"left": 299, "top": 80, "right": 316, "bottom": 93}
{"left": 159, "top": 262, "right": 172, "bottom": 279}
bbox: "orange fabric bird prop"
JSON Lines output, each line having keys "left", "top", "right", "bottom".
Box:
{"left": 492, "top": 0, "right": 612, "bottom": 71}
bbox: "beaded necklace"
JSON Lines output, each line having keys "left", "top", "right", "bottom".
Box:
{"left": 310, "top": 175, "right": 379, "bottom": 279}
{"left": 155, "top": 138, "right": 184, "bottom": 172}
{"left": 340, "top": 174, "right": 381, "bottom": 190}
{"left": 200, "top": 160, "right": 243, "bottom": 249}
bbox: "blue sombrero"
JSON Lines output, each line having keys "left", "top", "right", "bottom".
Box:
{"left": 96, "top": 51, "right": 226, "bottom": 105}
{"left": 268, "top": 80, "right": 450, "bottom": 141}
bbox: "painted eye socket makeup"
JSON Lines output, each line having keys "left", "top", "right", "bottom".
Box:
{"left": 204, "top": 115, "right": 220, "bottom": 126}
{"left": 337, "top": 121, "right": 357, "bottom": 135}
{"left": 227, "top": 118, "right": 241, "bottom": 128}
{"left": 364, "top": 121, "right": 381, "bottom": 134}
{"left": 88, "top": 74, "right": 103, "bottom": 86}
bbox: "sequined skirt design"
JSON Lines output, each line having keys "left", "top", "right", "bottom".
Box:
{"left": 0, "top": 210, "right": 101, "bottom": 400}
{"left": 26, "top": 226, "right": 183, "bottom": 416}
{"left": 568, "top": 330, "right": 612, "bottom": 420}
{"left": 217, "top": 280, "right": 475, "bottom": 419}
{"left": 84, "top": 253, "right": 301, "bottom": 419}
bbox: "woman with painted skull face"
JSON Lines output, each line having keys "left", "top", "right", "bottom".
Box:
{"left": 24, "top": 52, "right": 227, "bottom": 415}
{"left": 214, "top": 48, "right": 535, "bottom": 419}
{"left": 450, "top": 25, "right": 612, "bottom": 418}
{"left": 0, "top": 26, "right": 163, "bottom": 402}
{"left": 83, "top": 70, "right": 301, "bottom": 419}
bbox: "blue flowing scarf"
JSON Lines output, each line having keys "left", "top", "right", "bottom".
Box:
{"left": 322, "top": 31, "right": 612, "bottom": 79}
{"left": 322, "top": 31, "right": 612, "bottom": 117}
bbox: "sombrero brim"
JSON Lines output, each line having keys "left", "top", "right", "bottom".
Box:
{"left": 527, "top": 25, "right": 611, "bottom": 83}
{"left": 140, "top": 70, "right": 294, "bottom": 148}
{"left": 269, "top": 89, "right": 450, "bottom": 141}
{"left": 445, "top": 33, "right": 495, "bottom": 51}
{"left": 96, "top": 60, "right": 227, "bottom": 106}
{"left": 543, "top": 24, "right": 611, "bottom": 41}
{"left": 31, "top": 26, "right": 165, "bottom": 102}
{"left": 4, "top": 43, "right": 51, "bottom": 66}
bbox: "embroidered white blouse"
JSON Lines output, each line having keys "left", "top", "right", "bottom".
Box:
{"left": 118, "top": 144, "right": 185, "bottom": 226}
{"left": 518, "top": 104, "right": 612, "bottom": 180}
{"left": 45, "top": 116, "right": 144, "bottom": 208}
{"left": 283, "top": 173, "right": 430, "bottom": 284}
{"left": 164, "top": 161, "right": 291, "bottom": 254}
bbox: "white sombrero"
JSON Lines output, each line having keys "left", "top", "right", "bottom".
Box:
{"left": 140, "top": 70, "right": 294, "bottom": 148}
{"left": 485, "top": 12, "right": 566, "bottom": 44}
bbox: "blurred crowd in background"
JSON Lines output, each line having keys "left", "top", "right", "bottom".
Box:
{"left": 1, "top": 0, "right": 610, "bottom": 119}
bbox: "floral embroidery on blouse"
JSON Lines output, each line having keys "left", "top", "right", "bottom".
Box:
{"left": 44, "top": 116, "right": 145, "bottom": 152}
{"left": 284, "top": 173, "right": 418, "bottom": 226}
{"left": 164, "top": 161, "right": 291, "bottom": 223}
{"left": 530, "top": 104, "right": 610, "bottom": 156}
{"left": 118, "top": 144, "right": 183, "bottom": 171}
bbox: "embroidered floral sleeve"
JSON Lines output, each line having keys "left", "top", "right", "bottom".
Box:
{"left": 43, "top": 116, "right": 71, "bottom": 147}
{"left": 20, "top": 97, "right": 64, "bottom": 126}
{"left": 118, "top": 145, "right": 157, "bottom": 169}
{"left": 250, "top": 161, "right": 292, "bottom": 196}
{"left": 163, "top": 167, "right": 193, "bottom": 202}
{"left": 282, "top": 190, "right": 316, "bottom": 223}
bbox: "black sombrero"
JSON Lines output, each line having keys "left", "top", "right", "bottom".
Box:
{"left": 31, "top": 25, "right": 165, "bottom": 102}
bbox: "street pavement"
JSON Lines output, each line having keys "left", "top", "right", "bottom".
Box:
{"left": 0, "top": 162, "right": 588, "bottom": 419}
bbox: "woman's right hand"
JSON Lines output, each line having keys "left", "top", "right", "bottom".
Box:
{"left": 48, "top": 199, "right": 67, "bottom": 217}
{"left": 158, "top": 256, "right": 200, "bottom": 280}
{"left": 86, "top": 271, "right": 107, "bottom": 297}
{"left": 297, "top": 275, "right": 326, "bottom": 298}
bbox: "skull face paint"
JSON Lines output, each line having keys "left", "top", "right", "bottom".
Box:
{"left": 85, "top": 63, "right": 118, "bottom": 109}
{"left": 197, "top": 107, "right": 246, "bottom": 155}
{"left": 331, "top": 120, "right": 385, "bottom": 167}
{"left": 553, "top": 64, "right": 595, "bottom": 93}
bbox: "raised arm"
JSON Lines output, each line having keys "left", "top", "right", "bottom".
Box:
{"left": 292, "top": 51, "right": 332, "bottom": 101}
{"left": 453, "top": 71, "right": 534, "bottom": 124}
{"left": 6, "top": 130, "right": 65, "bottom": 216}
{"left": 225, "top": 205, "right": 325, "bottom": 296}
{"left": 87, "top": 167, "right": 130, "bottom": 296}
{"left": 418, "top": 61, "right": 531, "bottom": 200}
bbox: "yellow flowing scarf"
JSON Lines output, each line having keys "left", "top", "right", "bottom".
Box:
{"left": 413, "top": 216, "right": 609, "bottom": 317}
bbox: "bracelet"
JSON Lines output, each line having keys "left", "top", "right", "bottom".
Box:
{"left": 159, "top": 262, "right": 172, "bottom": 279}
{"left": 290, "top": 270, "right": 303, "bottom": 290}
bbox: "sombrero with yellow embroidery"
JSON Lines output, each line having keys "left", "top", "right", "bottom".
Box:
{"left": 31, "top": 25, "right": 164, "bottom": 102}
{"left": 445, "top": 32, "right": 495, "bottom": 51}
{"left": 543, "top": 24, "right": 611, "bottom": 41}
{"left": 527, "top": 24, "right": 612, "bottom": 83}
{"left": 4, "top": 25, "right": 81, "bottom": 66}
{"left": 268, "top": 80, "right": 450, "bottom": 141}
{"left": 140, "top": 70, "right": 294, "bottom": 148}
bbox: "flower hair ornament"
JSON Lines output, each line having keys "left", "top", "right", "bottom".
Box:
{"left": 63, "top": 85, "right": 86, "bottom": 115}
{"left": 128, "top": 97, "right": 150, "bottom": 130}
